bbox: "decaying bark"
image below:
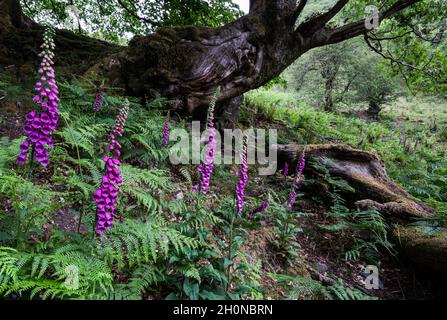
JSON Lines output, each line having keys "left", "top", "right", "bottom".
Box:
{"left": 394, "top": 226, "right": 447, "bottom": 276}
{"left": 276, "top": 143, "right": 447, "bottom": 276}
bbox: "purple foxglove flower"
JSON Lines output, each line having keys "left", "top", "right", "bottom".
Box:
{"left": 199, "top": 127, "right": 215, "bottom": 193}
{"left": 194, "top": 89, "right": 219, "bottom": 194}
{"left": 283, "top": 162, "right": 289, "bottom": 176}
{"left": 94, "top": 100, "right": 130, "bottom": 235}
{"left": 25, "top": 111, "right": 37, "bottom": 122}
{"left": 93, "top": 85, "right": 104, "bottom": 112}
{"left": 19, "top": 140, "right": 29, "bottom": 152}
{"left": 235, "top": 144, "right": 248, "bottom": 214}
{"left": 287, "top": 191, "right": 297, "bottom": 210}
{"left": 287, "top": 149, "right": 306, "bottom": 210}
{"left": 17, "top": 154, "right": 27, "bottom": 165}
{"left": 294, "top": 150, "right": 306, "bottom": 186}
{"left": 249, "top": 199, "right": 270, "bottom": 218}
{"left": 17, "top": 26, "right": 59, "bottom": 168}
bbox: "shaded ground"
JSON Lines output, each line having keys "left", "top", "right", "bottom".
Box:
{"left": 295, "top": 206, "right": 440, "bottom": 300}
{"left": 0, "top": 109, "right": 22, "bottom": 140}
{"left": 240, "top": 202, "right": 443, "bottom": 300}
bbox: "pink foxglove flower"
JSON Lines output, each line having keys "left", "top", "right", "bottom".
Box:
{"left": 235, "top": 143, "right": 248, "bottom": 213}
{"left": 287, "top": 149, "right": 306, "bottom": 210}
{"left": 193, "top": 88, "right": 219, "bottom": 193}
{"left": 17, "top": 26, "right": 59, "bottom": 167}
{"left": 93, "top": 100, "right": 129, "bottom": 234}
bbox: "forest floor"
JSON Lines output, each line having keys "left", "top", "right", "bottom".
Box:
{"left": 1, "top": 82, "right": 446, "bottom": 300}
{"left": 45, "top": 184, "right": 443, "bottom": 300}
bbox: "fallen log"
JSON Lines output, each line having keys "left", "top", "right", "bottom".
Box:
{"left": 275, "top": 143, "right": 447, "bottom": 276}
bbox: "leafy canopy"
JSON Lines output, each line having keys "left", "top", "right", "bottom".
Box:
{"left": 21, "top": 0, "right": 243, "bottom": 43}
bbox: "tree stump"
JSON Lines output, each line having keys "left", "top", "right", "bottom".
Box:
{"left": 275, "top": 143, "right": 447, "bottom": 276}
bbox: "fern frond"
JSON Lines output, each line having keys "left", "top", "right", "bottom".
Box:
{"left": 100, "top": 220, "right": 199, "bottom": 270}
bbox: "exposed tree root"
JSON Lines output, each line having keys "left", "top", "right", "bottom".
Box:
{"left": 275, "top": 143, "right": 447, "bottom": 276}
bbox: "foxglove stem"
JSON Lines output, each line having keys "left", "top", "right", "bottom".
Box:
{"left": 235, "top": 143, "right": 248, "bottom": 214}
{"left": 193, "top": 87, "right": 220, "bottom": 194}
{"left": 226, "top": 203, "right": 236, "bottom": 293}
{"left": 163, "top": 113, "right": 170, "bottom": 146}
{"left": 287, "top": 149, "right": 306, "bottom": 210}
{"left": 93, "top": 100, "right": 130, "bottom": 234}
{"left": 17, "top": 26, "right": 59, "bottom": 168}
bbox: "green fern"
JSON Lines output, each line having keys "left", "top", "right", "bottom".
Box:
{"left": 270, "top": 273, "right": 376, "bottom": 300}
{"left": 113, "top": 265, "right": 165, "bottom": 300}
{"left": 100, "top": 219, "right": 199, "bottom": 270}
{"left": 0, "top": 246, "right": 113, "bottom": 299}
{"left": 120, "top": 164, "right": 173, "bottom": 214}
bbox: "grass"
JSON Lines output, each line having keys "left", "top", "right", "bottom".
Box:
{"left": 383, "top": 95, "right": 447, "bottom": 125}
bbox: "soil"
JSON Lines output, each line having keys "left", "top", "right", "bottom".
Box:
{"left": 295, "top": 207, "right": 441, "bottom": 300}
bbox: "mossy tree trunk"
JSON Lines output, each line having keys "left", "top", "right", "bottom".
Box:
{"left": 1, "top": 0, "right": 420, "bottom": 115}
{"left": 323, "top": 72, "right": 336, "bottom": 112}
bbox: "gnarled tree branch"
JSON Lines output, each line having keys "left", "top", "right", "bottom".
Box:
{"left": 319, "top": 0, "right": 421, "bottom": 47}
{"left": 297, "top": 0, "right": 350, "bottom": 34}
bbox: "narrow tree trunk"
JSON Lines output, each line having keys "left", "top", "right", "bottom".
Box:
{"left": 367, "top": 101, "right": 382, "bottom": 119}
{"left": 323, "top": 76, "right": 335, "bottom": 112}
{"left": 320, "top": 61, "right": 339, "bottom": 112}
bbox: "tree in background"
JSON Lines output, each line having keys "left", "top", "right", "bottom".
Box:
{"left": 289, "top": 40, "right": 361, "bottom": 112}
{"left": 351, "top": 55, "right": 396, "bottom": 118}
{"left": 288, "top": 39, "right": 398, "bottom": 117}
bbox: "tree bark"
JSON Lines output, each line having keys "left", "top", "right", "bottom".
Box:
{"left": 322, "top": 70, "right": 337, "bottom": 112}
{"left": 0, "top": 0, "right": 121, "bottom": 81}
{"left": 275, "top": 143, "right": 447, "bottom": 276}
{"left": 1, "top": 0, "right": 421, "bottom": 115}
{"left": 0, "top": 0, "right": 29, "bottom": 29}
